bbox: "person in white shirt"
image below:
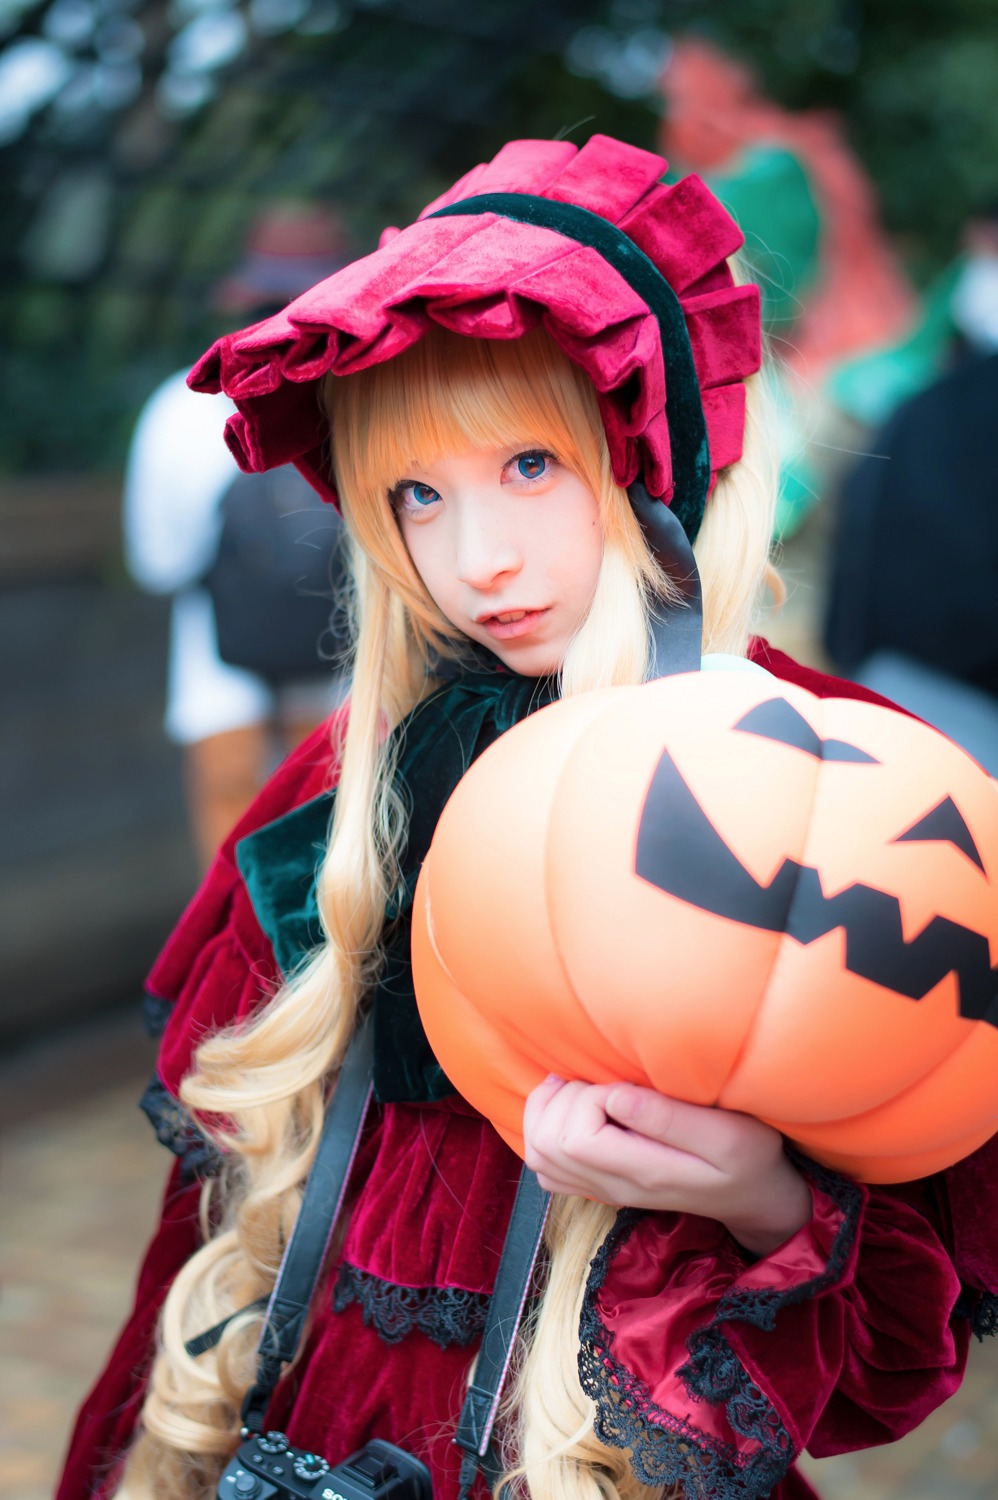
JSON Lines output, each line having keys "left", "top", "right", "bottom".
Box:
{"left": 122, "top": 206, "right": 350, "bottom": 864}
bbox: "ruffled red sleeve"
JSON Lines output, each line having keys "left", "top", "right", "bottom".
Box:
{"left": 138, "top": 713, "right": 345, "bottom": 1168}
{"left": 579, "top": 1158, "right": 968, "bottom": 1500}
{"left": 939, "top": 1131, "right": 998, "bottom": 1323}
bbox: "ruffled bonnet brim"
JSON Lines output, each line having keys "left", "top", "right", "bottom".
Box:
{"left": 189, "top": 134, "right": 761, "bottom": 511}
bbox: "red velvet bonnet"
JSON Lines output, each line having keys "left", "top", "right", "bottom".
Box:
{"left": 189, "top": 134, "right": 761, "bottom": 520}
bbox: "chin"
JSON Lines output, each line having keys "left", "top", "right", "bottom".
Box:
{"left": 491, "top": 642, "right": 563, "bottom": 677}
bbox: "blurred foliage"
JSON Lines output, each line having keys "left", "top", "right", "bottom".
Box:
{"left": 0, "top": 0, "right": 655, "bottom": 472}
{"left": 2, "top": 0, "right": 998, "bottom": 473}
{"left": 674, "top": 0, "right": 998, "bottom": 270}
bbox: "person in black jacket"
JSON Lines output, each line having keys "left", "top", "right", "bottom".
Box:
{"left": 824, "top": 350, "right": 998, "bottom": 772}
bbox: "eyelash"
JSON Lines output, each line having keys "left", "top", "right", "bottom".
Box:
{"left": 509, "top": 448, "right": 557, "bottom": 482}
{"left": 390, "top": 449, "right": 558, "bottom": 514}
{"left": 391, "top": 480, "right": 439, "bottom": 513}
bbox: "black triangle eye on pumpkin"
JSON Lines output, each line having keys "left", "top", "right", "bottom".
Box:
{"left": 894, "top": 796, "right": 986, "bottom": 873}
{"left": 734, "top": 696, "right": 880, "bottom": 763}
{"left": 412, "top": 672, "right": 998, "bottom": 1184}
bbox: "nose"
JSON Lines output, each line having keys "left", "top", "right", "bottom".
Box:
{"left": 454, "top": 502, "right": 522, "bottom": 591}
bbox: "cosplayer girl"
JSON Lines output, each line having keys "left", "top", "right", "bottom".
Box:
{"left": 58, "top": 136, "right": 997, "bottom": 1500}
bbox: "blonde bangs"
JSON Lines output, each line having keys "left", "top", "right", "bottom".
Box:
{"left": 326, "top": 324, "right": 606, "bottom": 514}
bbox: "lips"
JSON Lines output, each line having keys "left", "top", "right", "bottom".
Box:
{"left": 478, "top": 607, "right": 549, "bottom": 641}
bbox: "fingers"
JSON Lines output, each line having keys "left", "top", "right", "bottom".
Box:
{"left": 521, "top": 1073, "right": 567, "bottom": 1139}
{"left": 523, "top": 1076, "right": 615, "bottom": 1198}
{"left": 522, "top": 1077, "right": 789, "bottom": 1214}
{"left": 523, "top": 1077, "right": 611, "bottom": 1170}
{"left": 523, "top": 1077, "right": 708, "bottom": 1205}
{"left": 605, "top": 1084, "right": 777, "bottom": 1172}
{"left": 522, "top": 1078, "right": 806, "bottom": 1246}
{"left": 603, "top": 1083, "right": 676, "bottom": 1139}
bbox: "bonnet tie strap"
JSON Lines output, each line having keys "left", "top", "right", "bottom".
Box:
{"left": 628, "top": 478, "right": 703, "bottom": 678}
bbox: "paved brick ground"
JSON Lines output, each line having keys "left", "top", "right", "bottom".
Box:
{"left": 2, "top": 1034, "right": 997, "bottom": 1500}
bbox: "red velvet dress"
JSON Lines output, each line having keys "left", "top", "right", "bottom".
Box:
{"left": 57, "top": 644, "right": 998, "bottom": 1500}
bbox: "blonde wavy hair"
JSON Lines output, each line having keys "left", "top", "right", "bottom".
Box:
{"left": 117, "top": 324, "right": 779, "bottom": 1500}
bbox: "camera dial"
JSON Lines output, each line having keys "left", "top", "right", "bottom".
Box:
{"left": 292, "top": 1454, "right": 330, "bottom": 1482}
{"left": 258, "top": 1434, "right": 289, "bottom": 1455}
{"left": 218, "top": 1433, "right": 430, "bottom": 1500}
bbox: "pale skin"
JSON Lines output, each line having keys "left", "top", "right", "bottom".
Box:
{"left": 394, "top": 440, "right": 813, "bottom": 1259}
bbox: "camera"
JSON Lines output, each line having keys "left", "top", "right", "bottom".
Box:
{"left": 218, "top": 1432, "right": 432, "bottom": 1500}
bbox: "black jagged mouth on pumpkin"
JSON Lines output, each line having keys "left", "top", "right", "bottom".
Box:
{"left": 634, "top": 744, "right": 998, "bottom": 1027}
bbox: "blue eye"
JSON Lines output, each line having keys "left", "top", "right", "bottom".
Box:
{"left": 517, "top": 453, "right": 547, "bottom": 479}
{"left": 394, "top": 480, "right": 441, "bottom": 513}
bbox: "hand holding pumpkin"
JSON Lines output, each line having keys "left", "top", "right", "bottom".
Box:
{"left": 523, "top": 1075, "right": 813, "bottom": 1257}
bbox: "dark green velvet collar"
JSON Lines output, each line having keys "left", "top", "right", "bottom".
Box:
{"left": 235, "top": 670, "right": 558, "bottom": 1104}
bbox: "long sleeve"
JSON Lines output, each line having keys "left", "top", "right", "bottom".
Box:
{"left": 579, "top": 1158, "right": 967, "bottom": 1500}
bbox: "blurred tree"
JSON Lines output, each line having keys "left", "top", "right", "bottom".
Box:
{"left": 0, "top": 0, "right": 655, "bottom": 472}
{"left": 662, "top": 0, "right": 998, "bottom": 271}
{"left": 2, "top": 0, "right": 998, "bottom": 473}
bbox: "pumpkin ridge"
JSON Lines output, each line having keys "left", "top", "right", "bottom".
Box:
{"left": 542, "top": 694, "right": 640, "bottom": 1077}
{"left": 713, "top": 694, "right": 823, "bottom": 1106}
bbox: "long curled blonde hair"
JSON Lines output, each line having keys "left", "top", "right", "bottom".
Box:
{"left": 117, "top": 324, "right": 779, "bottom": 1500}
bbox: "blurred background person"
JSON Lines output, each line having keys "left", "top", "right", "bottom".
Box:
{"left": 950, "top": 201, "right": 998, "bottom": 359}
{"left": 823, "top": 211, "right": 998, "bottom": 774}
{"left": 830, "top": 198, "right": 998, "bottom": 428}
{"left": 123, "top": 204, "right": 351, "bottom": 866}
{"left": 658, "top": 36, "right": 916, "bottom": 537}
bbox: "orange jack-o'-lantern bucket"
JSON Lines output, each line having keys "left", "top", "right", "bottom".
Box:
{"left": 411, "top": 673, "right": 998, "bottom": 1183}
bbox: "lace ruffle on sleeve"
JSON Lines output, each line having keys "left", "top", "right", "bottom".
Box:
{"left": 579, "top": 1158, "right": 967, "bottom": 1500}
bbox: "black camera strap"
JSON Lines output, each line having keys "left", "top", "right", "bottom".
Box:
{"left": 454, "top": 1167, "right": 551, "bottom": 1498}
{"left": 239, "top": 1011, "right": 375, "bottom": 1434}
{"left": 186, "top": 1006, "right": 551, "bottom": 1487}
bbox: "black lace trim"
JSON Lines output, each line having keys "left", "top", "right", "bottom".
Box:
{"left": 954, "top": 1286, "right": 998, "bottom": 1340}
{"left": 333, "top": 1262, "right": 489, "bottom": 1349}
{"left": 139, "top": 1074, "right": 223, "bottom": 1181}
{"left": 142, "top": 991, "right": 174, "bottom": 1039}
{"left": 974, "top": 1291, "right": 998, "bottom": 1339}
{"left": 578, "top": 1155, "right": 863, "bottom": 1500}
{"left": 688, "top": 1151, "right": 862, "bottom": 1337}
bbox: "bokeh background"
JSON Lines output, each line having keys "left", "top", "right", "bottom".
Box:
{"left": 2, "top": 3, "right": 997, "bottom": 1498}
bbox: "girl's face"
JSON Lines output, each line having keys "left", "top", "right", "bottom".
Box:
{"left": 393, "top": 441, "right": 604, "bottom": 676}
